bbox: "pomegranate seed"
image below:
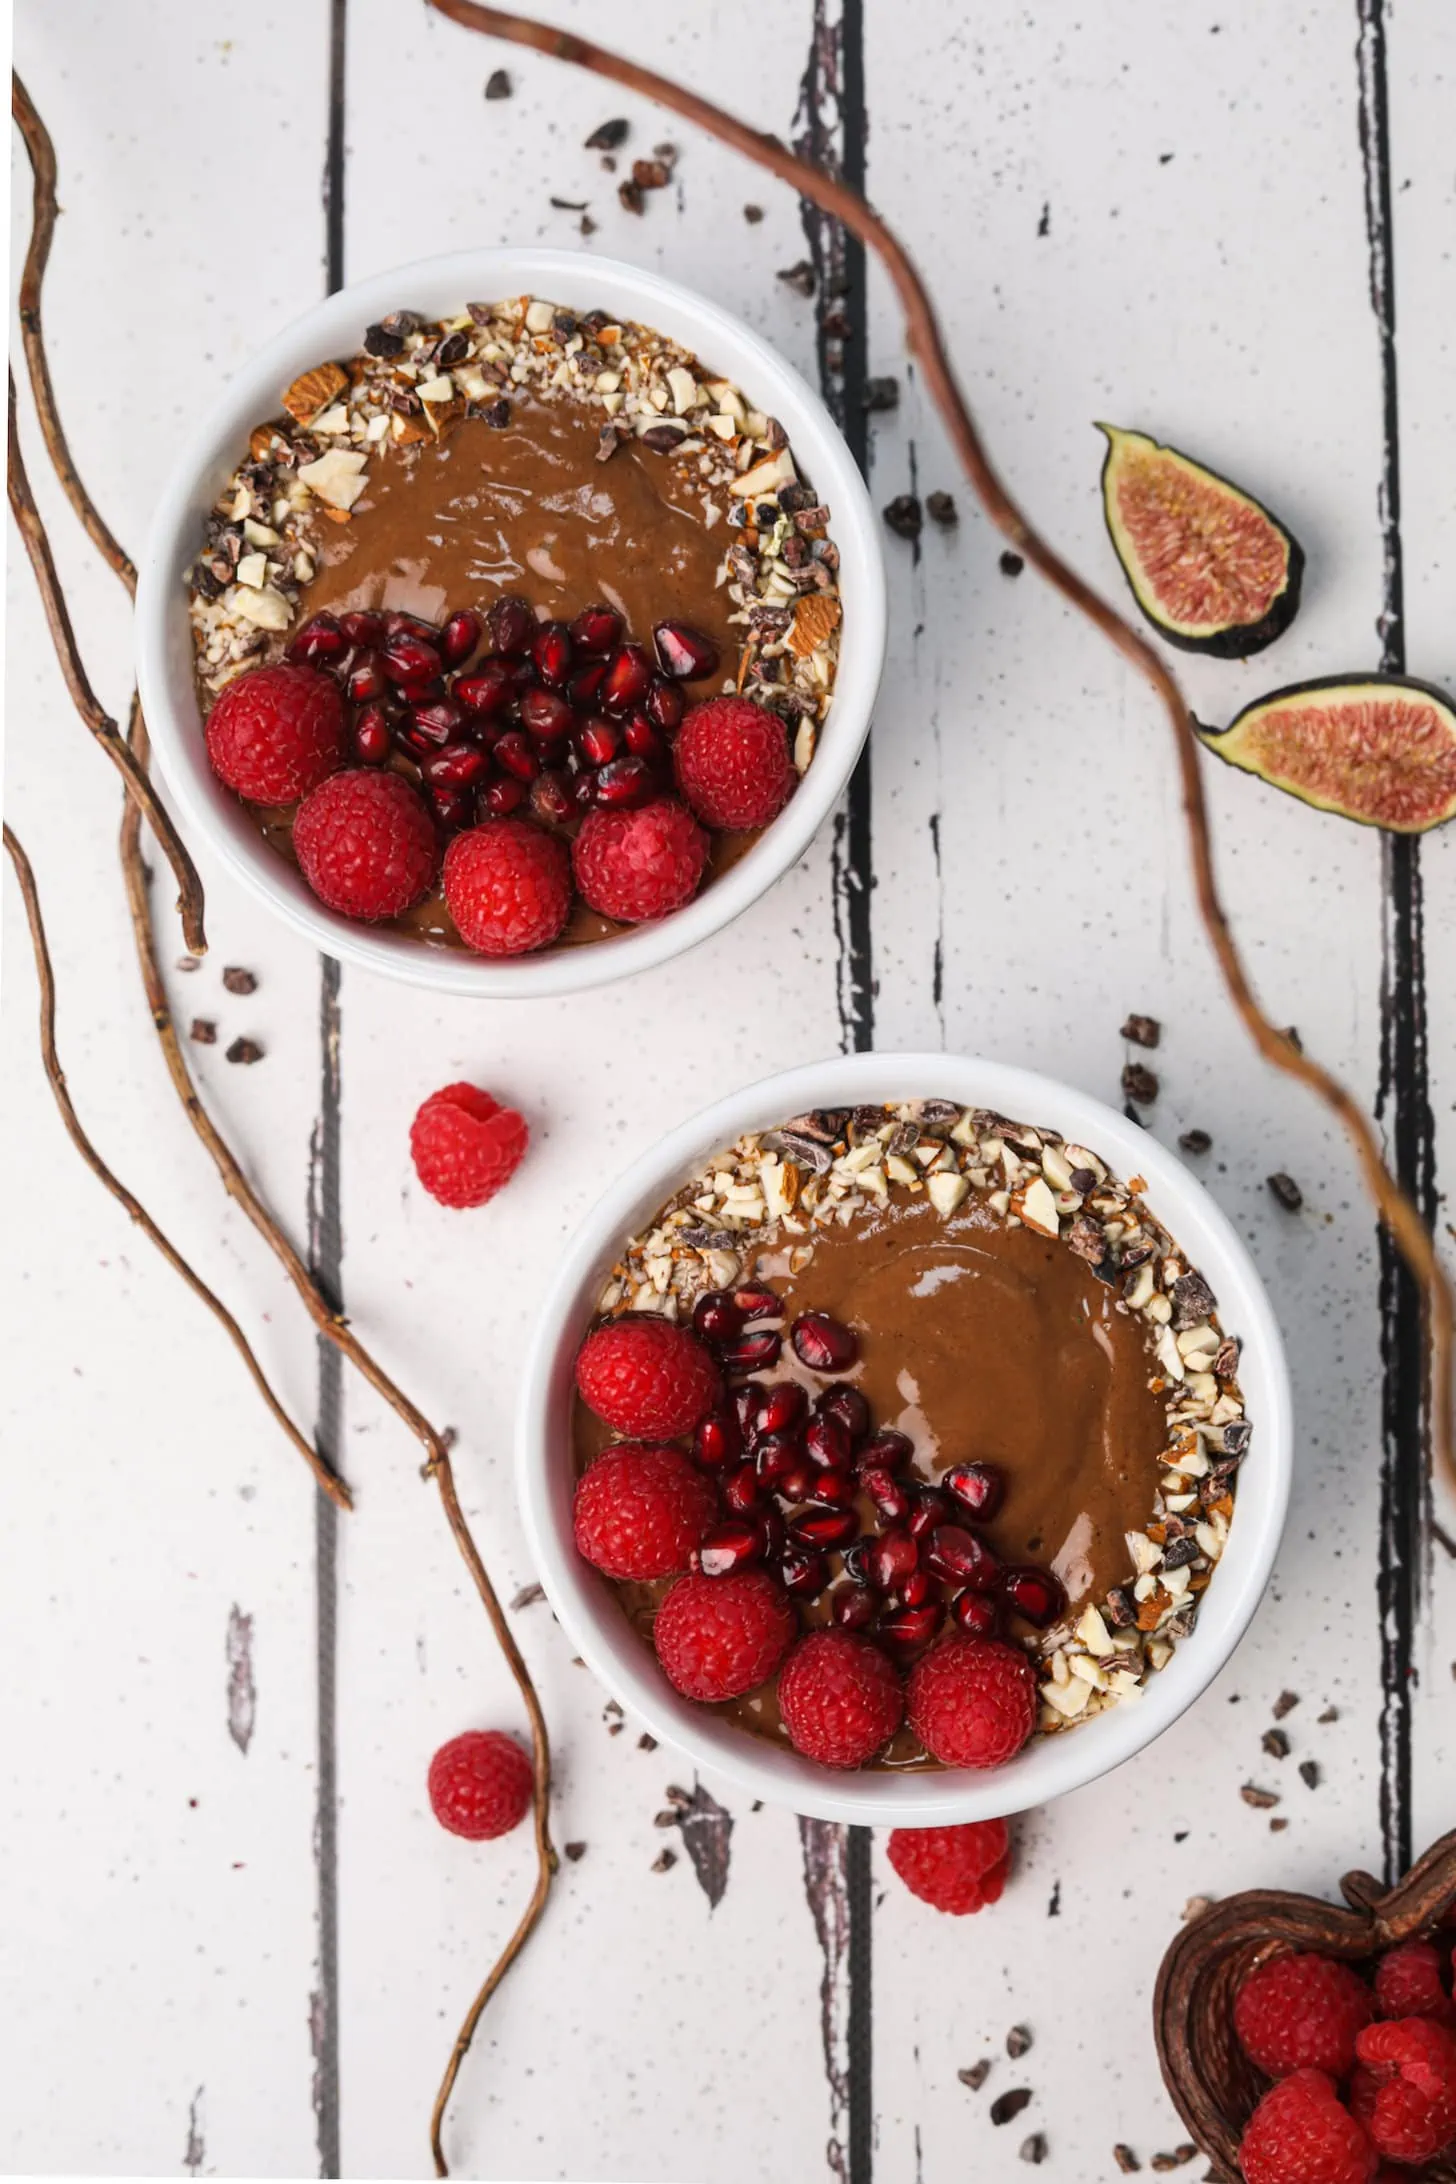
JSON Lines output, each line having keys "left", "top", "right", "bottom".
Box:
{"left": 530, "top": 622, "right": 574, "bottom": 687}
{"left": 780, "top": 1548, "right": 828, "bottom": 1598}
{"left": 385, "top": 610, "right": 438, "bottom": 640}
{"left": 695, "top": 1521, "right": 764, "bottom": 1578}
{"left": 791, "top": 1312, "right": 859, "bottom": 1373}
{"left": 867, "top": 1530, "right": 919, "bottom": 1594}
{"left": 856, "top": 1430, "right": 914, "bottom": 1474}
{"left": 734, "top": 1286, "right": 784, "bottom": 1324}
{"left": 789, "top": 1508, "right": 859, "bottom": 1552}
{"left": 645, "top": 676, "right": 685, "bottom": 732}
{"left": 907, "top": 1488, "right": 953, "bottom": 1540}
{"left": 398, "top": 681, "right": 447, "bottom": 714}
{"left": 877, "top": 1603, "right": 943, "bottom": 1660}
{"left": 722, "top": 1463, "right": 762, "bottom": 1515}
{"left": 422, "top": 743, "right": 490, "bottom": 788}
{"left": 407, "top": 698, "right": 465, "bottom": 745}
{"left": 807, "top": 1465, "right": 855, "bottom": 1508}
{"left": 494, "top": 730, "right": 540, "bottom": 783}
{"left": 693, "top": 1406, "right": 742, "bottom": 1469}
{"left": 440, "top": 609, "right": 482, "bottom": 667}
{"left": 571, "top": 771, "right": 598, "bottom": 809}
{"left": 899, "top": 1567, "right": 934, "bottom": 1610}
{"left": 754, "top": 1433, "right": 802, "bottom": 1489}
{"left": 346, "top": 652, "right": 388, "bottom": 704}
{"left": 352, "top": 707, "right": 393, "bottom": 764}
{"left": 841, "top": 1539, "right": 873, "bottom": 1587}
{"left": 599, "top": 643, "right": 654, "bottom": 713}
{"left": 519, "top": 687, "right": 575, "bottom": 740}
{"left": 577, "top": 716, "right": 620, "bottom": 767}
{"left": 804, "top": 1414, "right": 851, "bottom": 1470}
{"left": 720, "top": 1328, "right": 782, "bottom": 1373}
{"left": 778, "top": 1459, "right": 818, "bottom": 1503}
{"left": 861, "top": 1466, "right": 910, "bottom": 1523}
{"left": 381, "top": 632, "right": 443, "bottom": 685}
{"left": 594, "top": 755, "right": 656, "bottom": 808}
{"left": 924, "top": 1524, "right": 1000, "bottom": 1591}
{"left": 734, "top": 1384, "right": 770, "bottom": 1438}
{"left": 832, "top": 1585, "right": 877, "bottom": 1631}
{"left": 817, "top": 1386, "right": 871, "bottom": 1443}
{"left": 340, "top": 610, "right": 387, "bottom": 649}
{"left": 569, "top": 603, "right": 623, "bottom": 656}
{"left": 509, "top": 655, "right": 540, "bottom": 688}
{"left": 952, "top": 1589, "right": 1002, "bottom": 1638}
{"left": 287, "top": 612, "right": 348, "bottom": 667}
{"left": 1002, "top": 1566, "right": 1067, "bottom": 1628}
{"left": 568, "top": 661, "right": 607, "bottom": 709}
{"left": 482, "top": 775, "right": 527, "bottom": 816}
{"left": 653, "top": 620, "right": 720, "bottom": 681}
{"left": 693, "top": 1291, "right": 746, "bottom": 1345}
{"left": 454, "top": 660, "right": 515, "bottom": 716}
{"left": 943, "top": 1462, "right": 1005, "bottom": 1522}
{"left": 486, "top": 595, "right": 535, "bottom": 655}
{"left": 429, "top": 782, "right": 477, "bottom": 832}
{"left": 622, "top": 713, "right": 669, "bottom": 766}
{"left": 756, "top": 1382, "right": 807, "bottom": 1437}
{"left": 529, "top": 769, "right": 574, "bottom": 828}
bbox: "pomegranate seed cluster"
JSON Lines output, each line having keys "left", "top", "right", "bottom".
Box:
{"left": 588, "top": 1099, "right": 1250, "bottom": 1739}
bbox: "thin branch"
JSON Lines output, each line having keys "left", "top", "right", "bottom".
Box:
{"left": 2, "top": 821, "right": 350, "bottom": 1512}
{"left": 424, "top": 0, "right": 1454, "bottom": 1498}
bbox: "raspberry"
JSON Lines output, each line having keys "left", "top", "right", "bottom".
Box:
{"left": 886, "top": 1819, "right": 1011, "bottom": 1915}
{"left": 1238, "top": 2071, "right": 1377, "bottom": 2184}
{"left": 572, "top": 1443, "right": 718, "bottom": 1581}
{"left": 409, "top": 1082, "right": 528, "bottom": 1209}
{"left": 673, "top": 695, "right": 797, "bottom": 830}
{"left": 777, "top": 1629, "right": 904, "bottom": 1768}
{"left": 572, "top": 797, "right": 708, "bottom": 923}
{"left": 652, "top": 1568, "right": 796, "bottom": 1701}
{"left": 293, "top": 768, "right": 438, "bottom": 920}
{"left": 575, "top": 1315, "right": 722, "bottom": 1438}
{"left": 905, "top": 1634, "right": 1037, "bottom": 1769}
{"left": 427, "top": 1729, "right": 533, "bottom": 1841}
{"left": 1354, "top": 2016, "right": 1456, "bottom": 2166}
{"left": 1374, "top": 1938, "right": 1455, "bottom": 2024}
{"left": 1234, "top": 1954, "right": 1375, "bottom": 2081}
{"left": 204, "top": 663, "right": 346, "bottom": 804}
{"left": 443, "top": 819, "right": 572, "bottom": 956}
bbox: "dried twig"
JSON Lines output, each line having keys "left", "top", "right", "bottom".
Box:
{"left": 424, "top": 0, "right": 1454, "bottom": 1495}
{"left": 2, "top": 821, "right": 349, "bottom": 1511}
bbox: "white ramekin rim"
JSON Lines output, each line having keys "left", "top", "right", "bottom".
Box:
{"left": 135, "top": 246, "right": 887, "bottom": 997}
{"left": 516, "top": 1050, "right": 1293, "bottom": 1825}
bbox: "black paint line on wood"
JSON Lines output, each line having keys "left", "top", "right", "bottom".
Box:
{"left": 226, "top": 1604, "right": 256, "bottom": 1756}
{"left": 183, "top": 2088, "right": 205, "bottom": 2177}
{"left": 1357, "top": 0, "right": 1435, "bottom": 1891}
{"left": 799, "top": 1817, "right": 852, "bottom": 2184}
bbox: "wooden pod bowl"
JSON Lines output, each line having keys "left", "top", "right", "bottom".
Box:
{"left": 1154, "top": 1828, "right": 1456, "bottom": 2181}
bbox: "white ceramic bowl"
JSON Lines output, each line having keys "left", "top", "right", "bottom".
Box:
{"left": 134, "top": 248, "right": 885, "bottom": 997}
{"left": 518, "top": 1051, "right": 1292, "bottom": 1824}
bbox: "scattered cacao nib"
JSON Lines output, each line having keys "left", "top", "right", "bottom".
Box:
{"left": 861, "top": 375, "right": 899, "bottom": 412}
{"left": 364, "top": 321, "right": 405, "bottom": 359}
{"left": 650, "top": 1848, "right": 677, "bottom": 1872}
{"left": 549, "top": 195, "right": 588, "bottom": 212}
{"left": 226, "top": 1037, "right": 263, "bottom": 1066}
{"left": 653, "top": 1808, "right": 679, "bottom": 1828}
{"left": 1121, "top": 1061, "right": 1159, "bottom": 1105}
{"left": 776, "top": 259, "right": 817, "bottom": 297}
{"left": 999, "top": 549, "right": 1025, "bottom": 575}
{"left": 1267, "top": 1172, "right": 1303, "bottom": 1211}
{"left": 959, "top": 2060, "right": 991, "bottom": 2091}
{"left": 990, "top": 2089, "right": 1033, "bottom": 2127}
{"left": 1284, "top": 1024, "right": 1303, "bottom": 1052}
{"left": 484, "top": 67, "right": 512, "bottom": 99}
{"left": 584, "top": 117, "right": 629, "bottom": 150}
{"left": 509, "top": 1582, "right": 544, "bottom": 1610}
{"left": 763, "top": 415, "right": 790, "bottom": 450}
{"left": 882, "top": 493, "right": 923, "bottom": 541}
{"left": 1113, "top": 2149, "right": 1141, "bottom": 2174}
{"left": 1171, "top": 1270, "right": 1217, "bottom": 1328}
{"left": 1105, "top": 1586, "right": 1137, "bottom": 1629}
{"left": 1270, "top": 1817, "right": 1289, "bottom": 1832}
{"left": 1006, "top": 2025, "right": 1032, "bottom": 2059}
{"left": 222, "top": 966, "right": 257, "bottom": 996}
{"left": 758, "top": 1128, "right": 833, "bottom": 1173}
{"left": 744, "top": 202, "right": 764, "bottom": 223}
{"left": 1067, "top": 1215, "right": 1107, "bottom": 1266}
{"left": 596, "top": 422, "right": 624, "bottom": 462}
{"left": 637, "top": 1733, "right": 657, "bottom": 1751}
{"left": 563, "top": 1840, "right": 587, "bottom": 1861}
{"left": 1121, "top": 1012, "right": 1161, "bottom": 1048}
{"left": 618, "top": 178, "right": 645, "bottom": 216}
{"left": 1261, "top": 1728, "right": 1290, "bottom": 1759}
{"left": 1318, "top": 1705, "right": 1339, "bottom": 1723}
{"left": 176, "top": 954, "right": 203, "bottom": 974}
{"left": 580, "top": 214, "right": 598, "bottom": 237}
{"left": 1240, "top": 1783, "right": 1280, "bottom": 1810}
{"left": 653, "top": 142, "right": 678, "bottom": 164}
{"left": 192, "top": 562, "right": 222, "bottom": 600}
{"left": 1162, "top": 1536, "right": 1198, "bottom": 1571}
{"left": 1019, "top": 2136, "right": 1047, "bottom": 2165}
{"left": 632, "top": 157, "right": 672, "bottom": 191}
{"left": 481, "top": 398, "right": 511, "bottom": 430}
{"left": 1220, "top": 1420, "right": 1253, "bottom": 1457}
{"left": 190, "top": 1019, "right": 217, "bottom": 1045}
{"left": 638, "top": 422, "right": 688, "bottom": 453}
{"left": 551, "top": 311, "right": 577, "bottom": 341}
{"left": 822, "top": 306, "right": 852, "bottom": 340}
{"left": 1212, "top": 1338, "right": 1240, "bottom": 1377}
{"left": 926, "top": 489, "right": 959, "bottom": 525}
{"left": 1272, "top": 1689, "right": 1299, "bottom": 1719}
{"left": 1299, "top": 1760, "right": 1320, "bottom": 1789}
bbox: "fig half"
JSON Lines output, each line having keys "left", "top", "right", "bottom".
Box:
{"left": 1198, "top": 673, "right": 1456, "bottom": 833}
{"left": 1097, "top": 425, "right": 1304, "bottom": 657}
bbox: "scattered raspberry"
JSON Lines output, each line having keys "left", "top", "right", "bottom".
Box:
{"left": 673, "top": 695, "right": 797, "bottom": 830}
{"left": 1238, "top": 2070, "right": 1376, "bottom": 2184}
{"left": 293, "top": 768, "right": 438, "bottom": 920}
{"left": 442, "top": 819, "right": 573, "bottom": 956}
{"left": 204, "top": 663, "right": 346, "bottom": 805}
{"left": 886, "top": 1819, "right": 1011, "bottom": 1916}
{"left": 1374, "top": 1938, "right": 1454, "bottom": 2024}
{"left": 778, "top": 1629, "right": 904, "bottom": 1768}
{"left": 572, "top": 797, "right": 708, "bottom": 923}
{"left": 1234, "top": 1953, "right": 1375, "bottom": 2081}
{"left": 1354, "top": 2016, "right": 1456, "bottom": 2166}
{"left": 409, "top": 1082, "right": 528, "bottom": 1209}
{"left": 574, "top": 1315, "right": 721, "bottom": 1438}
{"left": 652, "top": 1568, "right": 796, "bottom": 1702}
{"left": 572, "top": 1443, "right": 718, "bottom": 1581}
{"left": 905, "top": 1634, "right": 1037, "bottom": 1769}
{"left": 427, "top": 1729, "right": 533, "bottom": 1841}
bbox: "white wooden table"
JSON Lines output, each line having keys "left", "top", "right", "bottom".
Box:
{"left": 5, "top": 4, "right": 1454, "bottom": 2177}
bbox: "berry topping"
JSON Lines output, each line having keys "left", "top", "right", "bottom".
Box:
{"left": 1234, "top": 1953, "right": 1375, "bottom": 2081}
{"left": 652, "top": 1568, "right": 796, "bottom": 1702}
{"left": 572, "top": 1444, "right": 718, "bottom": 1582}
{"left": 1373, "top": 1939, "right": 1455, "bottom": 2024}
{"left": 906, "top": 1633, "right": 1038, "bottom": 1769}
{"left": 1238, "top": 2070, "right": 1378, "bottom": 2184}
{"left": 674, "top": 694, "right": 796, "bottom": 830}
{"left": 652, "top": 621, "right": 720, "bottom": 681}
{"left": 572, "top": 797, "right": 709, "bottom": 923}
{"left": 409, "top": 1082, "right": 528, "bottom": 1209}
{"left": 778, "top": 1629, "right": 904, "bottom": 1768}
{"left": 427, "top": 1729, "right": 534, "bottom": 1841}
{"left": 886, "top": 1818, "right": 1011, "bottom": 1916}
{"left": 205, "top": 662, "right": 346, "bottom": 805}
{"left": 1354, "top": 2016, "right": 1456, "bottom": 2166}
{"left": 293, "top": 768, "right": 438, "bottom": 920}
{"left": 790, "top": 1311, "right": 859, "bottom": 1372}
{"left": 442, "top": 818, "right": 572, "bottom": 956}
{"left": 575, "top": 1316, "right": 723, "bottom": 1439}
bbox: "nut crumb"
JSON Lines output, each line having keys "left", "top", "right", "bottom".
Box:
{"left": 637, "top": 1732, "right": 657, "bottom": 1751}
{"left": 651, "top": 1847, "right": 677, "bottom": 1872}
{"left": 1019, "top": 2134, "right": 1047, "bottom": 2164}
{"left": 226, "top": 1036, "right": 263, "bottom": 1064}
{"left": 176, "top": 953, "right": 202, "bottom": 974}
{"left": 1241, "top": 1783, "right": 1280, "bottom": 1810}
{"left": 1113, "top": 2150, "right": 1141, "bottom": 2175}
{"left": 222, "top": 966, "right": 257, "bottom": 995}
{"left": 190, "top": 1019, "right": 217, "bottom": 1045}
{"left": 1182, "top": 1894, "right": 1215, "bottom": 1922}
{"left": 1122, "top": 1061, "right": 1159, "bottom": 1105}
{"left": 1006, "top": 2025, "right": 1032, "bottom": 2059}
{"left": 1317, "top": 1705, "right": 1339, "bottom": 1724}
{"left": 1178, "top": 1128, "right": 1212, "bottom": 1155}
{"left": 584, "top": 118, "right": 629, "bottom": 150}
{"left": 882, "top": 492, "right": 922, "bottom": 540}
{"left": 1267, "top": 1172, "right": 1303, "bottom": 1212}
{"left": 1261, "top": 1728, "right": 1290, "bottom": 1759}
{"left": 926, "top": 489, "right": 958, "bottom": 525}
{"left": 959, "top": 2060, "right": 991, "bottom": 2091}
{"left": 1272, "top": 1689, "right": 1300, "bottom": 1719}
{"left": 563, "top": 1840, "right": 586, "bottom": 1861}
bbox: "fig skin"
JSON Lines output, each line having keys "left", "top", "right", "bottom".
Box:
{"left": 1097, "top": 425, "right": 1304, "bottom": 659}
{"left": 1198, "top": 671, "right": 1456, "bottom": 834}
